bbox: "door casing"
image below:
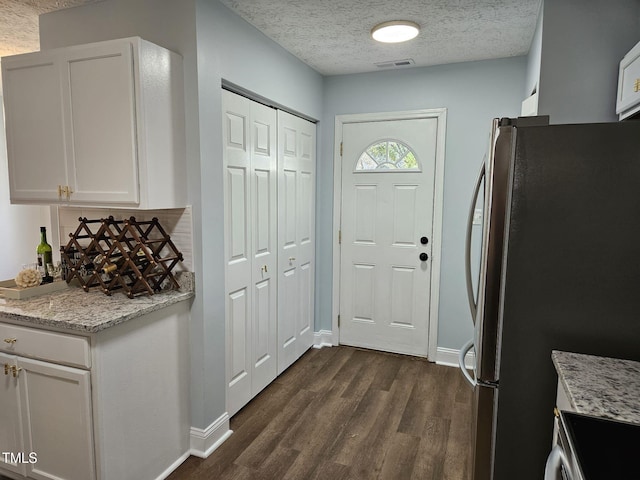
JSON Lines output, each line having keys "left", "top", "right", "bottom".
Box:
{"left": 332, "top": 109, "right": 447, "bottom": 361}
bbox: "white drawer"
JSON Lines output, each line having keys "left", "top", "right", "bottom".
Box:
{"left": 0, "top": 323, "right": 90, "bottom": 368}
{"left": 616, "top": 40, "right": 640, "bottom": 119}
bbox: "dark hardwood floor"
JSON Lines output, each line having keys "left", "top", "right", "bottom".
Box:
{"left": 168, "top": 346, "right": 473, "bottom": 480}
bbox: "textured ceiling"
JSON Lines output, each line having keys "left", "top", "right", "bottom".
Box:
{"left": 0, "top": 0, "right": 102, "bottom": 57}
{"left": 0, "top": 0, "right": 542, "bottom": 75}
{"left": 219, "top": 0, "right": 542, "bottom": 75}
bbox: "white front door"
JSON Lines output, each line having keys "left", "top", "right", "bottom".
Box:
{"left": 339, "top": 116, "right": 441, "bottom": 357}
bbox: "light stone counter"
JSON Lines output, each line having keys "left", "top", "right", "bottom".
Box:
{"left": 552, "top": 350, "right": 640, "bottom": 425}
{"left": 0, "top": 272, "right": 194, "bottom": 333}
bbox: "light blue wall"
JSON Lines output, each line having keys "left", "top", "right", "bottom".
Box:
{"left": 319, "top": 57, "right": 527, "bottom": 350}
{"left": 191, "top": 0, "right": 323, "bottom": 429}
{"left": 538, "top": 0, "right": 640, "bottom": 123}
{"left": 525, "top": 1, "right": 544, "bottom": 97}
{"left": 0, "top": 95, "right": 51, "bottom": 280}
{"left": 39, "top": 0, "right": 323, "bottom": 432}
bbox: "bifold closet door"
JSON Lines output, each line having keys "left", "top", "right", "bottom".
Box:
{"left": 277, "top": 111, "right": 316, "bottom": 374}
{"left": 223, "top": 91, "right": 278, "bottom": 416}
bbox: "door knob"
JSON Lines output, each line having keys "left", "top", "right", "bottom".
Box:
{"left": 420, "top": 236, "right": 429, "bottom": 245}
{"left": 419, "top": 252, "right": 429, "bottom": 261}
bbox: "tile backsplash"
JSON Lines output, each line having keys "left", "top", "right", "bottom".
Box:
{"left": 57, "top": 206, "right": 193, "bottom": 272}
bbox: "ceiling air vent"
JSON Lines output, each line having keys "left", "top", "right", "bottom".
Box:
{"left": 375, "top": 58, "right": 415, "bottom": 69}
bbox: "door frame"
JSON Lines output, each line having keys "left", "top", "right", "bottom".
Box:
{"left": 332, "top": 109, "right": 447, "bottom": 361}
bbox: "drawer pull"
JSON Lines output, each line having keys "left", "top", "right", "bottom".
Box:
{"left": 3, "top": 337, "right": 17, "bottom": 345}
{"left": 11, "top": 366, "right": 23, "bottom": 378}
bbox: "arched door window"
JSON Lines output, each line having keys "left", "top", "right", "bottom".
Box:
{"left": 355, "top": 140, "right": 420, "bottom": 171}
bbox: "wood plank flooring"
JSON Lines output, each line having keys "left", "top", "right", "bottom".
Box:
{"left": 168, "top": 346, "right": 473, "bottom": 480}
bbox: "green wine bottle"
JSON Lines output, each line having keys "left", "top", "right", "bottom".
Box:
{"left": 37, "top": 226, "right": 53, "bottom": 284}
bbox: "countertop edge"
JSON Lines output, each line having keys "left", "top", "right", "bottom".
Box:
{"left": 0, "top": 291, "right": 194, "bottom": 334}
{"left": 552, "top": 350, "right": 640, "bottom": 425}
{"left": 0, "top": 272, "right": 195, "bottom": 334}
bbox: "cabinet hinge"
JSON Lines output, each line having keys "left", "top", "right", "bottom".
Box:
{"left": 338, "top": 230, "right": 342, "bottom": 244}
{"left": 338, "top": 315, "right": 341, "bottom": 327}
{"left": 340, "top": 142, "right": 343, "bottom": 156}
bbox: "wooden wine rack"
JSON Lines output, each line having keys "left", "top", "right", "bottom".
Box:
{"left": 60, "top": 216, "right": 184, "bottom": 298}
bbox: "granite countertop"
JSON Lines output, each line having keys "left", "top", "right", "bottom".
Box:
{"left": 0, "top": 272, "right": 194, "bottom": 334}
{"left": 552, "top": 350, "right": 640, "bottom": 425}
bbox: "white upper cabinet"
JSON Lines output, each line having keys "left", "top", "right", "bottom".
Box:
{"left": 616, "top": 40, "right": 640, "bottom": 120}
{"left": 1, "top": 37, "right": 186, "bottom": 209}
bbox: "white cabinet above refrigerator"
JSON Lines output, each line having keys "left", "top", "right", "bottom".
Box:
{"left": 1, "top": 37, "right": 186, "bottom": 209}
{"left": 616, "top": 40, "right": 640, "bottom": 120}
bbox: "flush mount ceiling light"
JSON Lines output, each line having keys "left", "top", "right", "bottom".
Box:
{"left": 371, "top": 20, "right": 420, "bottom": 43}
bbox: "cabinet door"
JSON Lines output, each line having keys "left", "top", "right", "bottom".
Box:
{"left": 18, "top": 357, "right": 95, "bottom": 480}
{"left": 62, "top": 41, "right": 139, "bottom": 205}
{"left": 617, "top": 41, "right": 640, "bottom": 119}
{"left": 0, "top": 353, "right": 27, "bottom": 476}
{"left": 1, "top": 53, "right": 67, "bottom": 203}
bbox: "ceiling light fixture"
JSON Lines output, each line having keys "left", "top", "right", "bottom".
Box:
{"left": 371, "top": 20, "right": 420, "bottom": 43}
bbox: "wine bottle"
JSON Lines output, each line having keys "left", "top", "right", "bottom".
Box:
{"left": 101, "top": 254, "right": 126, "bottom": 274}
{"left": 37, "top": 227, "right": 53, "bottom": 284}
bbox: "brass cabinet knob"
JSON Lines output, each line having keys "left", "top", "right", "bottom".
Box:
{"left": 11, "top": 366, "right": 22, "bottom": 378}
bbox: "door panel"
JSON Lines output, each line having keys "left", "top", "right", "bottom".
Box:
{"left": 19, "top": 357, "right": 95, "bottom": 480}
{"left": 340, "top": 118, "right": 439, "bottom": 356}
{"left": 228, "top": 167, "right": 249, "bottom": 263}
{"left": 249, "top": 99, "right": 277, "bottom": 398}
{"left": 63, "top": 42, "right": 138, "bottom": 204}
{"left": 0, "top": 353, "right": 26, "bottom": 476}
{"left": 223, "top": 91, "right": 277, "bottom": 415}
{"left": 227, "top": 287, "right": 250, "bottom": 395}
{"left": 2, "top": 55, "right": 67, "bottom": 202}
{"left": 277, "top": 111, "right": 315, "bottom": 374}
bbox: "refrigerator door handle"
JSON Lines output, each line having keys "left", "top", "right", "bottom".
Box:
{"left": 544, "top": 445, "right": 574, "bottom": 480}
{"left": 465, "top": 161, "right": 485, "bottom": 324}
{"left": 458, "top": 338, "right": 477, "bottom": 387}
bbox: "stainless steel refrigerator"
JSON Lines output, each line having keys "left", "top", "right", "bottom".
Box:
{"left": 458, "top": 117, "right": 640, "bottom": 480}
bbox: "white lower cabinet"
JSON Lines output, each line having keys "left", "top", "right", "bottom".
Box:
{"left": 0, "top": 301, "right": 190, "bottom": 480}
{"left": 0, "top": 328, "right": 94, "bottom": 480}
{"left": 552, "top": 378, "right": 574, "bottom": 446}
{"left": 0, "top": 355, "right": 95, "bottom": 480}
{"left": 0, "top": 352, "right": 28, "bottom": 477}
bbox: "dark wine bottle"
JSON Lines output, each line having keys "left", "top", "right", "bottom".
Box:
{"left": 37, "top": 227, "right": 53, "bottom": 284}
{"left": 101, "top": 255, "right": 126, "bottom": 274}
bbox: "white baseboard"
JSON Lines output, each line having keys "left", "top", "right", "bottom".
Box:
{"left": 311, "top": 333, "right": 474, "bottom": 370}
{"left": 190, "top": 412, "right": 233, "bottom": 458}
{"left": 436, "top": 346, "right": 475, "bottom": 368}
{"left": 155, "top": 450, "right": 191, "bottom": 480}
{"left": 313, "top": 329, "right": 335, "bottom": 348}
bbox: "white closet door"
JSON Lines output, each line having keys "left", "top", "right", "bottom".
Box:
{"left": 223, "top": 91, "right": 277, "bottom": 416}
{"left": 249, "top": 100, "right": 278, "bottom": 397}
{"left": 277, "top": 111, "right": 316, "bottom": 374}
